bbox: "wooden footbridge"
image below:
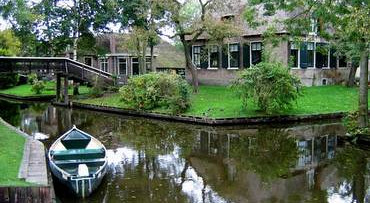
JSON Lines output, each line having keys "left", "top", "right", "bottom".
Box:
{"left": 0, "top": 57, "right": 113, "bottom": 104}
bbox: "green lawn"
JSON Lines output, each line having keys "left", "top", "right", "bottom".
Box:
{"left": 0, "top": 122, "right": 30, "bottom": 186}
{"left": 76, "top": 85, "right": 370, "bottom": 118}
{"left": 0, "top": 81, "right": 90, "bottom": 97}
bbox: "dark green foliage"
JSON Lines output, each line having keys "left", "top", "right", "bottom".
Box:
{"left": 230, "top": 129, "right": 299, "bottom": 182}
{"left": 31, "top": 80, "right": 45, "bottom": 94}
{"left": 232, "top": 62, "right": 301, "bottom": 114}
{"left": 0, "top": 73, "right": 19, "bottom": 89}
{"left": 27, "top": 73, "right": 38, "bottom": 85}
{"left": 120, "top": 73, "right": 191, "bottom": 114}
{"left": 88, "top": 76, "right": 104, "bottom": 98}
{"left": 343, "top": 112, "right": 369, "bottom": 136}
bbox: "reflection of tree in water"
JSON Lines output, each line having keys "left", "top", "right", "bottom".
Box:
{"left": 230, "top": 129, "right": 299, "bottom": 182}
{"left": 333, "top": 146, "right": 369, "bottom": 203}
{"left": 0, "top": 99, "right": 21, "bottom": 126}
{"left": 116, "top": 119, "right": 197, "bottom": 158}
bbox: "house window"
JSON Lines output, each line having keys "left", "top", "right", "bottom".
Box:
{"left": 131, "top": 57, "right": 140, "bottom": 75}
{"left": 84, "top": 57, "right": 92, "bottom": 66}
{"left": 307, "top": 42, "right": 314, "bottom": 68}
{"left": 299, "top": 42, "right": 315, "bottom": 68}
{"left": 117, "top": 58, "right": 127, "bottom": 75}
{"left": 251, "top": 42, "right": 262, "bottom": 65}
{"left": 209, "top": 45, "right": 219, "bottom": 68}
{"left": 192, "top": 46, "right": 201, "bottom": 68}
{"left": 99, "top": 58, "right": 108, "bottom": 72}
{"left": 316, "top": 43, "right": 329, "bottom": 68}
{"left": 310, "top": 18, "right": 318, "bottom": 34}
{"left": 146, "top": 57, "right": 152, "bottom": 72}
{"left": 290, "top": 43, "right": 299, "bottom": 68}
{"left": 228, "top": 44, "right": 239, "bottom": 68}
{"left": 339, "top": 56, "right": 347, "bottom": 67}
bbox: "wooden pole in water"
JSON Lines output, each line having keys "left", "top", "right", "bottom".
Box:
{"left": 56, "top": 74, "right": 61, "bottom": 102}
{"left": 63, "top": 75, "right": 69, "bottom": 105}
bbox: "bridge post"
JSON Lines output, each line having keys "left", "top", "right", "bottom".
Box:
{"left": 63, "top": 76, "right": 69, "bottom": 105}
{"left": 56, "top": 74, "right": 61, "bottom": 102}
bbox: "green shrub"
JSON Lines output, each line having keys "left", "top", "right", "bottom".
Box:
{"left": 89, "top": 86, "right": 103, "bottom": 98}
{"left": 119, "top": 73, "right": 191, "bottom": 114}
{"left": 232, "top": 62, "right": 301, "bottom": 114}
{"left": 31, "top": 80, "right": 45, "bottom": 94}
{"left": 0, "top": 73, "right": 19, "bottom": 89}
{"left": 27, "top": 73, "right": 38, "bottom": 85}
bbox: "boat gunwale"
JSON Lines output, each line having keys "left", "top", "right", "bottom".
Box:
{"left": 48, "top": 126, "right": 108, "bottom": 180}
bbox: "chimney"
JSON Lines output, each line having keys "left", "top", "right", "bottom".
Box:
{"left": 109, "top": 34, "right": 116, "bottom": 54}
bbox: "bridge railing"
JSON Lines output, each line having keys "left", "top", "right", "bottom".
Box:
{"left": 0, "top": 57, "right": 113, "bottom": 85}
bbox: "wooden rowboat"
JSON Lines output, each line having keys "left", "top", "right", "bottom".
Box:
{"left": 48, "top": 126, "right": 108, "bottom": 198}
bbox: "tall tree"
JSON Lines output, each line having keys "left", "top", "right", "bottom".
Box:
{"left": 44, "top": 0, "right": 117, "bottom": 60}
{"left": 247, "top": 0, "right": 369, "bottom": 127}
{"left": 0, "top": 29, "right": 21, "bottom": 56}
{"left": 157, "top": 0, "right": 240, "bottom": 92}
{"left": 117, "top": 0, "right": 163, "bottom": 73}
{"left": 0, "top": 0, "right": 39, "bottom": 56}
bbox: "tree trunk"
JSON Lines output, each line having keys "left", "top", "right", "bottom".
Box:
{"left": 358, "top": 50, "right": 368, "bottom": 128}
{"left": 347, "top": 61, "right": 358, "bottom": 87}
{"left": 142, "top": 42, "right": 147, "bottom": 74}
{"left": 73, "top": 34, "right": 78, "bottom": 61}
{"left": 180, "top": 34, "right": 199, "bottom": 93}
{"left": 150, "top": 44, "right": 154, "bottom": 71}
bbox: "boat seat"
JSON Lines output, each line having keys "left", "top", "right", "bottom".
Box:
{"left": 52, "top": 148, "right": 105, "bottom": 160}
{"left": 54, "top": 158, "right": 106, "bottom": 168}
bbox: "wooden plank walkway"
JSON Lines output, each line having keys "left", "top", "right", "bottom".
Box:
{"left": 19, "top": 139, "right": 48, "bottom": 185}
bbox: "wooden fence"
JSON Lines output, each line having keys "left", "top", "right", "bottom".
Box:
{"left": 0, "top": 186, "right": 54, "bottom": 203}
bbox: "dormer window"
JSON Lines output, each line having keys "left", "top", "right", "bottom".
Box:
{"left": 310, "top": 18, "right": 318, "bottom": 34}
{"left": 221, "top": 15, "right": 235, "bottom": 21}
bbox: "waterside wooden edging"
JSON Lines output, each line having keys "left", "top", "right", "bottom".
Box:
{"left": 57, "top": 101, "right": 366, "bottom": 126}
{"left": 0, "top": 118, "right": 54, "bottom": 203}
{"left": 0, "top": 93, "right": 55, "bottom": 101}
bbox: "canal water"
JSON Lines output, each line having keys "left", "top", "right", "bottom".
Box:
{"left": 0, "top": 99, "right": 369, "bottom": 203}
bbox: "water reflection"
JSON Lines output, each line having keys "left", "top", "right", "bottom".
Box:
{"left": 0, "top": 98, "right": 369, "bottom": 203}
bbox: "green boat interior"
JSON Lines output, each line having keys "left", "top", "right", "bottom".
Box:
{"left": 61, "top": 129, "right": 92, "bottom": 149}
{"left": 50, "top": 128, "right": 106, "bottom": 176}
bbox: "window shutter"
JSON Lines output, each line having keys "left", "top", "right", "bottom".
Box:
{"left": 222, "top": 47, "right": 228, "bottom": 68}
{"left": 243, "top": 43, "right": 250, "bottom": 68}
{"left": 236, "top": 44, "right": 241, "bottom": 67}
{"left": 330, "top": 48, "right": 337, "bottom": 68}
{"left": 200, "top": 46, "right": 208, "bottom": 69}
{"left": 300, "top": 43, "right": 308, "bottom": 68}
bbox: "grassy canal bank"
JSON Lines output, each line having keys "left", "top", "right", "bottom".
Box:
{"left": 0, "top": 121, "right": 30, "bottom": 186}
{"left": 0, "top": 81, "right": 90, "bottom": 97}
{"left": 76, "top": 85, "right": 370, "bottom": 118}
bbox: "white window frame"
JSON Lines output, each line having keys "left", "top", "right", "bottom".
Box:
{"left": 250, "top": 41, "right": 263, "bottom": 66}
{"left": 117, "top": 57, "right": 127, "bottom": 75}
{"left": 228, "top": 43, "right": 239, "bottom": 70}
{"left": 99, "top": 57, "right": 108, "bottom": 72}
{"left": 208, "top": 45, "right": 219, "bottom": 70}
{"left": 309, "top": 18, "right": 318, "bottom": 36}
{"left": 290, "top": 42, "right": 300, "bottom": 69}
{"left": 307, "top": 42, "right": 316, "bottom": 69}
{"left": 192, "top": 45, "right": 202, "bottom": 69}
{"left": 290, "top": 41, "right": 337, "bottom": 69}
